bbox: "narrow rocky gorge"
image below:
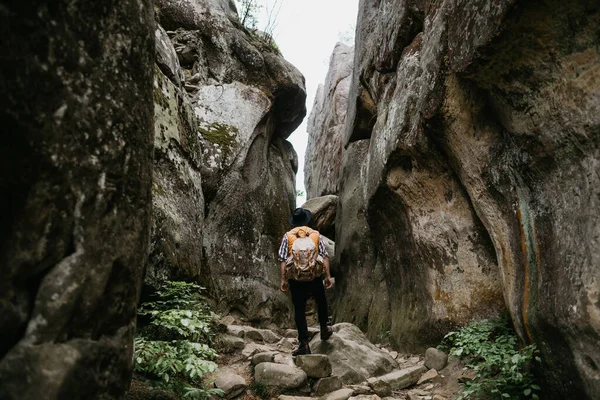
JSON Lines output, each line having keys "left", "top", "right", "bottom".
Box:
{"left": 1, "top": 0, "right": 599, "bottom": 399}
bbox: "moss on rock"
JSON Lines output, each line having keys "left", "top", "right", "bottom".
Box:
{"left": 198, "top": 121, "right": 239, "bottom": 157}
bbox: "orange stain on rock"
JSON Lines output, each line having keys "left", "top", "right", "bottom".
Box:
{"left": 517, "top": 207, "right": 534, "bottom": 342}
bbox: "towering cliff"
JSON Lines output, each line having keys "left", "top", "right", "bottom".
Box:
{"left": 305, "top": 43, "right": 354, "bottom": 199}
{"left": 150, "top": 0, "right": 306, "bottom": 323}
{"left": 308, "top": 0, "right": 600, "bottom": 397}
{"left": 0, "top": 1, "right": 155, "bottom": 398}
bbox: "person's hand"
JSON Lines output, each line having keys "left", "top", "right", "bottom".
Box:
{"left": 280, "top": 280, "right": 289, "bottom": 293}
{"left": 324, "top": 276, "right": 332, "bottom": 289}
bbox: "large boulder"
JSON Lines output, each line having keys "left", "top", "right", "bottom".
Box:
{"left": 330, "top": 0, "right": 600, "bottom": 398}
{"left": 214, "top": 370, "right": 248, "bottom": 399}
{"left": 295, "top": 354, "right": 332, "bottom": 378}
{"left": 150, "top": 0, "right": 307, "bottom": 324}
{"left": 0, "top": 0, "right": 154, "bottom": 399}
{"left": 309, "top": 323, "right": 397, "bottom": 384}
{"left": 305, "top": 43, "right": 354, "bottom": 199}
{"left": 254, "top": 362, "right": 308, "bottom": 390}
{"left": 367, "top": 365, "right": 427, "bottom": 392}
{"left": 301, "top": 195, "right": 338, "bottom": 239}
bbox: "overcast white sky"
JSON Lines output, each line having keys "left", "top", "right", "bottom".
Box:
{"left": 254, "top": 0, "right": 359, "bottom": 205}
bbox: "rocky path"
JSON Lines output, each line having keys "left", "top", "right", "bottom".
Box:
{"left": 211, "top": 319, "right": 464, "bottom": 400}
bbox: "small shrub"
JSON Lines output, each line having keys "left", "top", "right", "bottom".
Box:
{"left": 134, "top": 281, "right": 223, "bottom": 399}
{"left": 441, "top": 316, "right": 541, "bottom": 400}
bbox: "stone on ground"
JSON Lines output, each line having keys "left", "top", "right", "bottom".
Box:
{"left": 424, "top": 348, "right": 448, "bottom": 371}
{"left": 368, "top": 365, "right": 426, "bottom": 391}
{"left": 259, "top": 329, "right": 282, "bottom": 344}
{"left": 274, "top": 353, "right": 295, "bottom": 365}
{"left": 295, "top": 354, "right": 332, "bottom": 378}
{"left": 433, "top": 395, "right": 448, "bottom": 400}
{"left": 285, "top": 329, "right": 299, "bottom": 338}
{"left": 347, "top": 385, "right": 372, "bottom": 395}
{"left": 227, "top": 324, "right": 281, "bottom": 343}
{"left": 242, "top": 343, "right": 273, "bottom": 358}
{"left": 314, "top": 376, "right": 342, "bottom": 396}
{"left": 251, "top": 351, "right": 278, "bottom": 365}
{"left": 417, "top": 368, "right": 439, "bottom": 385}
{"left": 219, "top": 335, "right": 245, "bottom": 353}
{"left": 219, "top": 315, "right": 236, "bottom": 327}
{"left": 278, "top": 396, "right": 316, "bottom": 400}
{"left": 254, "top": 362, "right": 308, "bottom": 390}
{"left": 277, "top": 338, "right": 298, "bottom": 352}
{"left": 321, "top": 388, "right": 355, "bottom": 400}
{"left": 214, "top": 371, "right": 247, "bottom": 399}
{"left": 349, "top": 395, "right": 381, "bottom": 400}
{"left": 366, "top": 376, "right": 391, "bottom": 397}
{"left": 310, "top": 323, "right": 397, "bottom": 384}
{"left": 227, "top": 325, "right": 247, "bottom": 338}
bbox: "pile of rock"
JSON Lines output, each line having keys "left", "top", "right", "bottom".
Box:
{"left": 212, "top": 319, "right": 453, "bottom": 400}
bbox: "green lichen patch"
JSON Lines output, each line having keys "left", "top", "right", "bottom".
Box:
{"left": 198, "top": 121, "right": 239, "bottom": 157}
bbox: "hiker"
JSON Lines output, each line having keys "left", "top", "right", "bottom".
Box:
{"left": 278, "top": 207, "right": 333, "bottom": 356}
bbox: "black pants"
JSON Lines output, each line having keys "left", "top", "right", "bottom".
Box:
{"left": 289, "top": 278, "right": 329, "bottom": 343}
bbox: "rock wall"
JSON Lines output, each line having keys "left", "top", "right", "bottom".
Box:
{"left": 322, "top": 0, "right": 600, "bottom": 397}
{"left": 305, "top": 43, "right": 354, "bottom": 199}
{"left": 0, "top": 1, "right": 155, "bottom": 399}
{"left": 151, "top": 0, "right": 306, "bottom": 323}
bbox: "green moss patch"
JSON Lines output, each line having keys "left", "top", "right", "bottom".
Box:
{"left": 198, "top": 121, "right": 239, "bottom": 157}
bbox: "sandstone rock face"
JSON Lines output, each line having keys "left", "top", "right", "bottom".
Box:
{"left": 148, "top": 64, "right": 205, "bottom": 288}
{"left": 305, "top": 43, "right": 354, "bottom": 199}
{"left": 0, "top": 1, "right": 154, "bottom": 399}
{"left": 151, "top": 0, "right": 306, "bottom": 324}
{"left": 326, "top": 0, "right": 600, "bottom": 397}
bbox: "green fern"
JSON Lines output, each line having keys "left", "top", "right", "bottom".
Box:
{"left": 134, "top": 281, "right": 223, "bottom": 399}
{"left": 441, "top": 316, "right": 541, "bottom": 399}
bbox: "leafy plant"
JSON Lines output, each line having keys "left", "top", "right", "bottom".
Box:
{"left": 134, "top": 281, "right": 223, "bottom": 399}
{"left": 138, "top": 281, "right": 217, "bottom": 343}
{"left": 441, "top": 316, "right": 541, "bottom": 400}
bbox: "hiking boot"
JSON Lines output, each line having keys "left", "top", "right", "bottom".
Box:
{"left": 292, "top": 342, "right": 311, "bottom": 357}
{"left": 320, "top": 326, "right": 333, "bottom": 341}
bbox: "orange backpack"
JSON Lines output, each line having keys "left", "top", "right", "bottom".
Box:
{"left": 285, "top": 226, "right": 323, "bottom": 281}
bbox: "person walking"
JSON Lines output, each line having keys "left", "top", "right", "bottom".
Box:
{"left": 278, "top": 207, "right": 333, "bottom": 356}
